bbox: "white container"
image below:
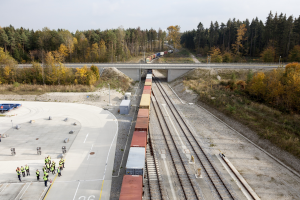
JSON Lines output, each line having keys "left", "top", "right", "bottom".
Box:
{"left": 125, "top": 92, "right": 131, "bottom": 100}
{"left": 125, "top": 147, "right": 145, "bottom": 176}
{"left": 120, "top": 100, "right": 131, "bottom": 114}
{"left": 160, "top": 52, "right": 164, "bottom": 56}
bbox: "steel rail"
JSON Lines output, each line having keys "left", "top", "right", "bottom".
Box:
{"left": 151, "top": 91, "right": 202, "bottom": 200}
{"left": 153, "top": 76, "right": 237, "bottom": 200}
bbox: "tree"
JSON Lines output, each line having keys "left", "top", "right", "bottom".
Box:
{"left": 261, "top": 46, "right": 275, "bottom": 62}
{"left": 288, "top": 45, "right": 300, "bottom": 62}
{"left": 167, "top": 25, "right": 181, "bottom": 50}
{"left": 58, "top": 44, "right": 69, "bottom": 59}
{"left": 0, "top": 29, "right": 9, "bottom": 53}
{"left": 210, "top": 47, "right": 222, "bottom": 62}
{"left": 232, "top": 24, "right": 247, "bottom": 54}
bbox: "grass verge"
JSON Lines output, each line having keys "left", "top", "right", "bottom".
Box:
{"left": 182, "top": 68, "right": 300, "bottom": 158}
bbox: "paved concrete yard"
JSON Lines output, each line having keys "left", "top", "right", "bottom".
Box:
{"left": 0, "top": 101, "right": 118, "bottom": 200}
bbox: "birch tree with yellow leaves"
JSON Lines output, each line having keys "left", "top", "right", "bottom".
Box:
{"left": 167, "top": 25, "right": 181, "bottom": 50}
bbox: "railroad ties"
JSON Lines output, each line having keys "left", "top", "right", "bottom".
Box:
{"left": 152, "top": 76, "right": 237, "bottom": 200}
{"left": 151, "top": 93, "right": 204, "bottom": 200}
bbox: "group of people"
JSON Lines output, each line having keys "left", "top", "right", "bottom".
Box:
{"left": 16, "top": 155, "right": 65, "bottom": 187}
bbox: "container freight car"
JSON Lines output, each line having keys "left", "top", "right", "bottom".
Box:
{"left": 144, "top": 81, "right": 152, "bottom": 86}
{"left": 146, "top": 57, "right": 151, "bottom": 63}
{"left": 164, "top": 51, "right": 168, "bottom": 55}
{"left": 156, "top": 52, "right": 160, "bottom": 57}
{"left": 135, "top": 117, "right": 148, "bottom": 132}
{"left": 131, "top": 131, "right": 147, "bottom": 148}
{"left": 140, "top": 94, "right": 150, "bottom": 109}
{"left": 137, "top": 109, "right": 149, "bottom": 118}
{"left": 160, "top": 52, "right": 164, "bottom": 56}
{"left": 142, "top": 89, "right": 151, "bottom": 95}
{"left": 147, "top": 69, "right": 152, "bottom": 74}
{"left": 125, "top": 147, "right": 145, "bottom": 175}
{"left": 144, "top": 86, "right": 151, "bottom": 91}
{"left": 119, "top": 175, "right": 143, "bottom": 200}
{"left": 145, "top": 79, "right": 152, "bottom": 83}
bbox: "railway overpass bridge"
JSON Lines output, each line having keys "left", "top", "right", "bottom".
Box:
{"left": 18, "top": 63, "right": 281, "bottom": 82}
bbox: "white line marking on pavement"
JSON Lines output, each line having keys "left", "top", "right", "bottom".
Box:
{"left": 162, "top": 157, "right": 177, "bottom": 200}
{"left": 72, "top": 181, "right": 81, "bottom": 200}
{"left": 55, "top": 179, "right": 103, "bottom": 183}
{"left": 38, "top": 187, "right": 48, "bottom": 200}
{"left": 167, "top": 84, "right": 185, "bottom": 104}
{"left": 0, "top": 183, "right": 8, "bottom": 193}
{"left": 102, "top": 115, "right": 119, "bottom": 180}
{"left": 19, "top": 182, "right": 31, "bottom": 200}
{"left": 84, "top": 133, "right": 89, "bottom": 143}
{"left": 87, "top": 144, "right": 94, "bottom": 160}
{"left": 15, "top": 182, "right": 27, "bottom": 200}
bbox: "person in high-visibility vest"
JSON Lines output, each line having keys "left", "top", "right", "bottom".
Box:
{"left": 60, "top": 158, "right": 65, "bottom": 169}
{"left": 16, "top": 168, "right": 21, "bottom": 182}
{"left": 20, "top": 166, "right": 25, "bottom": 177}
{"left": 36, "top": 169, "right": 40, "bottom": 181}
{"left": 57, "top": 166, "right": 62, "bottom": 177}
{"left": 47, "top": 155, "right": 51, "bottom": 163}
{"left": 45, "top": 157, "right": 48, "bottom": 165}
{"left": 50, "top": 164, "right": 55, "bottom": 174}
{"left": 43, "top": 175, "right": 48, "bottom": 187}
{"left": 46, "top": 163, "right": 50, "bottom": 173}
{"left": 52, "top": 161, "right": 56, "bottom": 170}
{"left": 25, "top": 164, "right": 30, "bottom": 176}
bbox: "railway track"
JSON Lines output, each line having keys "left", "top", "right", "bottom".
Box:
{"left": 151, "top": 86, "right": 204, "bottom": 200}
{"left": 146, "top": 127, "right": 167, "bottom": 199}
{"left": 152, "top": 76, "right": 237, "bottom": 200}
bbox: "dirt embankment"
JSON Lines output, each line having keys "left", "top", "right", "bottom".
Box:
{"left": 169, "top": 68, "right": 300, "bottom": 174}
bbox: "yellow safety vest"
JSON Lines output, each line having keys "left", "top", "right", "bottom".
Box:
{"left": 43, "top": 176, "right": 47, "bottom": 181}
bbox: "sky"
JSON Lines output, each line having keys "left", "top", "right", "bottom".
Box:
{"left": 0, "top": 0, "right": 299, "bottom": 32}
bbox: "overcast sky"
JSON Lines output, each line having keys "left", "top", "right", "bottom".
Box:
{"left": 1, "top": 0, "right": 299, "bottom": 32}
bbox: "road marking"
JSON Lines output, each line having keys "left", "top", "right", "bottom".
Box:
{"left": 99, "top": 180, "right": 104, "bottom": 200}
{"left": 162, "top": 157, "right": 177, "bottom": 200}
{"left": 0, "top": 183, "right": 8, "bottom": 193}
{"left": 84, "top": 133, "right": 89, "bottom": 143}
{"left": 87, "top": 144, "right": 94, "bottom": 160}
{"left": 15, "top": 183, "right": 28, "bottom": 200}
{"left": 38, "top": 187, "right": 48, "bottom": 200}
{"left": 18, "top": 182, "right": 31, "bottom": 200}
{"left": 55, "top": 179, "right": 103, "bottom": 183}
{"left": 43, "top": 172, "right": 58, "bottom": 200}
{"left": 72, "top": 181, "right": 81, "bottom": 200}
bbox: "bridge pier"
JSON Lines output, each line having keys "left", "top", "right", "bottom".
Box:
{"left": 116, "top": 68, "right": 141, "bottom": 81}
{"left": 167, "top": 69, "right": 192, "bottom": 82}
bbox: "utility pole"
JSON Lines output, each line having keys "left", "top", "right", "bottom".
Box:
{"left": 279, "top": 56, "right": 281, "bottom": 66}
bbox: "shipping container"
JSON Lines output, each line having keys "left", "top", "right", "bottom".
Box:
{"left": 160, "top": 52, "right": 164, "bottom": 56}
{"left": 146, "top": 74, "right": 152, "bottom": 78}
{"left": 144, "top": 86, "right": 151, "bottom": 91}
{"left": 120, "top": 100, "right": 131, "bottom": 115}
{"left": 119, "top": 175, "right": 143, "bottom": 200}
{"left": 146, "top": 57, "right": 151, "bottom": 63}
{"left": 137, "top": 109, "right": 149, "bottom": 118}
{"left": 126, "top": 147, "right": 145, "bottom": 175}
{"left": 131, "top": 131, "right": 147, "bottom": 148}
{"left": 153, "top": 54, "right": 156, "bottom": 59}
{"left": 135, "top": 117, "right": 148, "bottom": 132}
{"left": 140, "top": 94, "right": 150, "bottom": 109}
{"left": 142, "top": 90, "right": 151, "bottom": 95}
{"left": 164, "top": 51, "right": 168, "bottom": 55}
{"left": 145, "top": 82, "right": 152, "bottom": 86}
{"left": 145, "top": 79, "right": 152, "bottom": 83}
{"left": 156, "top": 52, "right": 160, "bottom": 57}
{"left": 147, "top": 69, "right": 152, "bottom": 74}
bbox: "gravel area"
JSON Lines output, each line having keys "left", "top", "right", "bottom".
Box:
{"left": 165, "top": 74, "right": 300, "bottom": 199}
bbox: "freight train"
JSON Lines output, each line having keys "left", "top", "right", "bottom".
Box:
{"left": 119, "top": 69, "right": 153, "bottom": 200}
{"left": 146, "top": 50, "right": 173, "bottom": 63}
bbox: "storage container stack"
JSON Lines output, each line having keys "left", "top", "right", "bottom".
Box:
{"left": 119, "top": 69, "right": 153, "bottom": 200}
{"left": 145, "top": 51, "right": 169, "bottom": 63}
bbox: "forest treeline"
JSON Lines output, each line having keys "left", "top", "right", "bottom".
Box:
{"left": 0, "top": 26, "right": 166, "bottom": 63}
{"left": 181, "top": 12, "right": 300, "bottom": 62}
